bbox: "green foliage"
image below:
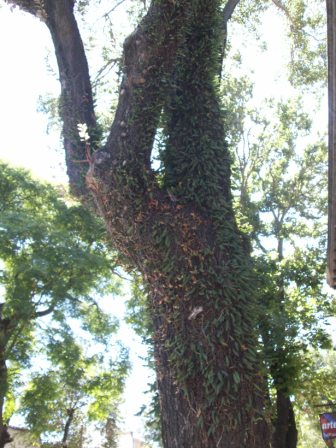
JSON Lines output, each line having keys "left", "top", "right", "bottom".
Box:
{"left": 227, "top": 74, "right": 333, "bottom": 438}
{"left": 283, "top": 0, "right": 327, "bottom": 87}
{"left": 297, "top": 349, "right": 336, "bottom": 408}
{"left": 0, "top": 160, "right": 118, "bottom": 326}
{"left": 20, "top": 327, "right": 129, "bottom": 445}
{"left": 295, "top": 349, "right": 336, "bottom": 448}
{"left": 230, "top": 0, "right": 327, "bottom": 89}
{"left": 0, "top": 161, "right": 124, "bottom": 428}
{"left": 37, "top": 93, "right": 61, "bottom": 134}
{"left": 2, "top": 212, "right": 109, "bottom": 311}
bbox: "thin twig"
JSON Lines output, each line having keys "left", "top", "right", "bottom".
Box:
{"left": 104, "top": 0, "right": 128, "bottom": 17}
{"left": 92, "top": 58, "right": 120, "bottom": 88}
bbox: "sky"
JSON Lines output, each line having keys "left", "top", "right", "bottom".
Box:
{"left": 0, "top": 0, "right": 334, "bottom": 444}
{"left": 0, "top": 6, "right": 66, "bottom": 182}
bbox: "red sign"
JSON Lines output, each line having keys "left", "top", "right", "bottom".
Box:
{"left": 320, "top": 413, "right": 336, "bottom": 442}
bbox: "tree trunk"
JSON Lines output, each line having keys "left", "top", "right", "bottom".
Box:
{"left": 0, "top": 425, "right": 12, "bottom": 448}
{"left": 272, "top": 391, "right": 297, "bottom": 448}
{"left": 286, "top": 400, "right": 298, "bottom": 448}
{"left": 142, "top": 196, "right": 270, "bottom": 447}
{"left": 268, "top": 235, "right": 297, "bottom": 448}
{"left": 0, "top": 312, "right": 12, "bottom": 448}
{"left": 327, "top": 0, "right": 336, "bottom": 288}
{"left": 0, "top": 354, "right": 10, "bottom": 448}
{"left": 6, "top": 1, "right": 271, "bottom": 446}
{"left": 62, "top": 408, "right": 75, "bottom": 448}
{"left": 0, "top": 355, "right": 12, "bottom": 448}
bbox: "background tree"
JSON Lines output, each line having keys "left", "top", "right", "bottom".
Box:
{"left": 0, "top": 162, "right": 127, "bottom": 448}
{"left": 224, "top": 87, "right": 334, "bottom": 448}
{"left": 220, "top": 2, "right": 330, "bottom": 445}
{"left": 20, "top": 327, "right": 129, "bottom": 448}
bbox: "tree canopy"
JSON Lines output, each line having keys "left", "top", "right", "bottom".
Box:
{"left": 0, "top": 162, "right": 129, "bottom": 448}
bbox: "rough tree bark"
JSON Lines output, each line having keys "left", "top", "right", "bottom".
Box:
{"left": 6, "top": 1, "right": 271, "bottom": 446}
{"left": 327, "top": 0, "right": 336, "bottom": 288}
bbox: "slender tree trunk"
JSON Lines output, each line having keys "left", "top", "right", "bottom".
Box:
{"left": 272, "top": 391, "right": 297, "bottom": 448}
{"left": 286, "top": 400, "right": 298, "bottom": 448}
{"left": 0, "top": 355, "right": 12, "bottom": 448}
{"left": 327, "top": 0, "right": 336, "bottom": 288}
{"left": 6, "top": 1, "right": 271, "bottom": 446}
{"left": 0, "top": 354, "right": 9, "bottom": 448}
{"left": 268, "top": 235, "right": 297, "bottom": 448}
{"left": 0, "top": 311, "right": 12, "bottom": 448}
{"left": 62, "top": 408, "right": 75, "bottom": 448}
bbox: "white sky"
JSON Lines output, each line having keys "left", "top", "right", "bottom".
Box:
{"left": 0, "top": 6, "right": 67, "bottom": 183}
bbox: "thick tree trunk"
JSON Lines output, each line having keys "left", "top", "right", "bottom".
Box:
{"left": 138, "top": 190, "right": 270, "bottom": 447}
{"left": 6, "top": 1, "right": 271, "bottom": 446}
{"left": 148, "top": 4, "right": 269, "bottom": 444}
{"left": 286, "top": 400, "right": 298, "bottom": 448}
{"left": 150, "top": 253, "right": 270, "bottom": 447}
{"left": 0, "top": 425, "right": 11, "bottom": 448}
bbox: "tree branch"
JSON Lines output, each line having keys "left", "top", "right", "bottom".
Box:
{"left": 104, "top": 0, "right": 128, "bottom": 17}
{"left": 100, "top": 0, "right": 193, "bottom": 169}
{"left": 223, "top": 0, "right": 241, "bottom": 23}
{"left": 6, "top": 0, "right": 98, "bottom": 200}
{"left": 218, "top": 0, "right": 241, "bottom": 77}
{"left": 163, "top": 1, "right": 233, "bottom": 208}
{"left": 270, "top": 0, "right": 291, "bottom": 22}
{"left": 92, "top": 58, "right": 121, "bottom": 89}
{"left": 34, "top": 303, "right": 57, "bottom": 318}
{"left": 43, "top": 0, "right": 98, "bottom": 201}
{"left": 82, "top": 0, "right": 195, "bottom": 228}
{"left": 5, "top": 0, "right": 46, "bottom": 19}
